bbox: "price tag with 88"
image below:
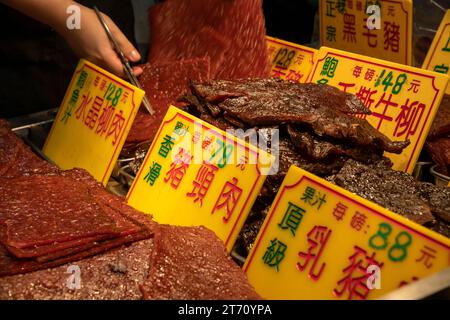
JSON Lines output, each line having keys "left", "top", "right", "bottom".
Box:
{"left": 244, "top": 165, "right": 450, "bottom": 300}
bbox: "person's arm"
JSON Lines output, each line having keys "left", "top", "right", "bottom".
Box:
{"left": 1, "top": 0, "right": 142, "bottom": 77}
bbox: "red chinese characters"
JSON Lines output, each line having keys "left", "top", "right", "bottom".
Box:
{"left": 95, "top": 104, "right": 115, "bottom": 136}
{"left": 362, "top": 18, "right": 378, "bottom": 48}
{"left": 164, "top": 147, "right": 192, "bottom": 190}
{"left": 383, "top": 22, "right": 400, "bottom": 53}
{"left": 186, "top": 161, "right": 218, "bottom": 207}
{"left": 415, "top": 245, "right": 437, "bottom": 269}
{"left": 334, "top": 246, "right": 384, "bottom": 300}
{"left": 106, "top": 109, "right": 126, "bottom": 145}
{"left": 75, "top": 93, "right": 92, "bottom": 121}
{"left": 343, "top": 13, "right": 356, "bottom": 43}
{"left": 85, "top": 96, "right": 103, "bottom": 129}
{"left": 211, "top": 177, "right": 242, "bottom": 223}
{"left": 72, "top": 83, "right": 130, "bottom": 145}
{"left": 393, "top": 99, "right": 425, "bottom": 140}
{"left": 350, "top": 212, "right": 367, "bottom": 231}
{"left": 297, "top": 225, "right": 332, "bottom": 281}
{"left": 333, "top": 202, "right": 348, "bottom": 221}
{"left": 371, "top": 93, "right": 398, "bottom": 130}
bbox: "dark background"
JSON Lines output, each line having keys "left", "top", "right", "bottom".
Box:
{"left": 0, "top": 0, "right": 317, "bottom": 118}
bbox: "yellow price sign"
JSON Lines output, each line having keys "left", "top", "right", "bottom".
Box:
{"left": 267, "top": 36, "right": 317, "bottom": 83}
{"left": 319, "top": 0, "right": 413, "bottom": 65}
{"left": 307, "top": 47, "right": 449, "bottom": 173}
{"left": 244, "top": 165, "right": 450, "bottom": 300}
{"left": 126, "top": 106, "right": 274, "bottom": 252}
{"left": 43, "top": 59, "right": 144, "bottom": 186}
{"left": 423, "top": 10, "right": 450, "bottom": 95}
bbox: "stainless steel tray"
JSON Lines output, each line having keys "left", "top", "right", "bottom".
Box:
{"left": 9, "top": 108, "right": 57, "bottom": 164}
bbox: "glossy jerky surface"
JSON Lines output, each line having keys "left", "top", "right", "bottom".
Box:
{"left": 190, "top": 79, "right": 409, "bottom": 153}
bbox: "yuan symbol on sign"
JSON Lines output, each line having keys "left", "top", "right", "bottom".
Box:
{"left": 415, "top": 245, "right": 437, "bottom": 269}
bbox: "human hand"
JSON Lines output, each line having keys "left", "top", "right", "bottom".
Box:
{"left": 58, "top": 5, "right": 143, "bottom": 78}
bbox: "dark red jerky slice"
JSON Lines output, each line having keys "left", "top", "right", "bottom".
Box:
{"left": 213, "top": 0, "right": 270, "bottom": 79}
{"left": 34, "top": 234, "right": 113, "bottom": 263}
{"left": 58, "top": 168, "right": 156, "bottom": 231}
{"left": 147, "top": 0, "right": 269, "bottom": 80}
{"left": 6, "top": 168, "right": 153, "bottom": 258}
{"left": 0, "top": 174, "right": 137, "bottom": 249}
{"left": 89, "top": 186, "right": 156, "bottom": 231}
{"left": 0, "top": 230, "right": 152, "bottom": 277}
{"left": 190, "top": 79, "right": 408, "bottom": 153}
{"left": 429, "top": 94, "right": 450, "bottom": 138}
{"left": 35, "top": 204, "right": 155, "bottom": 263}
{"left": 124, "top": 111, "right": 159, "bottom": 143}
{"left": 287, "top": 125, "right": 383, "bottom": 163}
{"left": 147, "top": 0, "right": 223, "bottom": 63}
{"left": 0, "top": 120, "right": 58, "bottom": 177}
{"left": 183, "top": 26, "right": 229, "bottom": 78}
{"left": 191, "top": 79, "right": 370, "bottom": 114}
{"left": 140, "top": 224, "right": 261, "bottom": 300}
{"left": 4, "top": 234, "right": 113, "bottom": 259}
{"left": 127, "top": 58, "right": 210, "bottom": 143}
{"left": 426, "top": 137, "right": 450, "bottom": 176}
{"left": 0, "top": 238, "right": 153, "bottom": 300}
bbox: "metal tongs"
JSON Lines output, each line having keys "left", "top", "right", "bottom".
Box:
{"left": 93, "top": 6, "right": 155, "bottom": 115}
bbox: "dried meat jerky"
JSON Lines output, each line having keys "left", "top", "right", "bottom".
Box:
{"left": 416, "top": 183, "right": 450, "bottom": 223}
{"left": 429, "top": 94, "right": 450, "bottom": 138}
{"left": 184, "top": 26, "right": 230, "bottom": 78}
{"left": 0, "top": 119, "right": 58, "bottom": 177}
{"left": 0, "top": 239, "right": 153, "bottom": 299}
{"left": 0, "top": 227, "right": 152, "bottom": 277}
{"left": 189, "top": 79, "right": 408, "bottom": 153}
{"left": 426, "top": 219, "right": 450, "bottom": 238}
{"left": 267, "top": 138, "right": 347, "bottom": 189}
{"left": 287, "top": 125, "right": 383, "bottom": 163}
{"left": 140, "top": 224, "right": 261, "bottom": 300}
{"left": 126, "top": 58, "right": 210, "bottom": 143}
{"left": 0, "top": 166, "right": 155, "bottom": 276}
{"left": 3, "top": 234, "right": 113, "bottom": 259}
{"left": 213, "top": 0, "right": 269, "bottom": 79}
{"left": 330, "top": 160, "right": 436, "bottom": 225}
{"left": 192, "top": 79, "right": 370, "bottom": 115}
{"left": 0, "top": 175, "right": 130, "bottom": 249}
{"left": 426, "top": 137, "right": 450, "bottom": 176}
{"left": 147, "top": 0, "right": 269, "bottom": 79}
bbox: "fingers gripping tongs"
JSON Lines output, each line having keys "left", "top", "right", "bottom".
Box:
{"left": 93, "top": 6, "right": 154, "bottom": 115}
